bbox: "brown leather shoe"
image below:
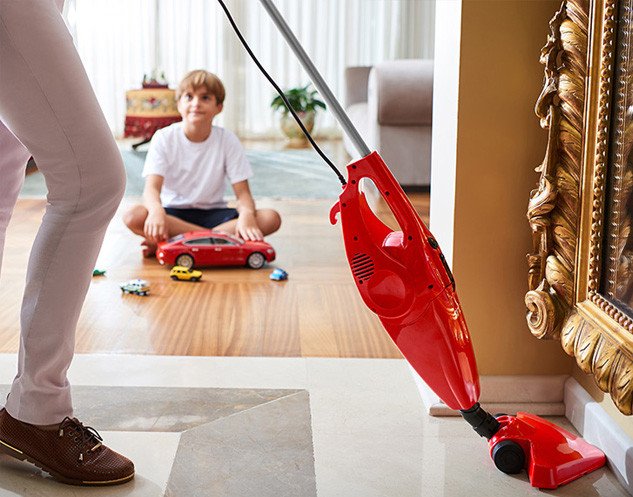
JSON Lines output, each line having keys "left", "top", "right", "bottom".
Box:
{"left": 0, "top": 408, "right": 134, "bottom": 486}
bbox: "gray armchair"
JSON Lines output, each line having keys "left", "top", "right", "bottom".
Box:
{"left": 343, "top": 60, "right": 433, "bottom": 188}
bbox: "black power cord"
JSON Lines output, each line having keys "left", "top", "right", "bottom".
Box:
{"left": 215, "top": 0, "right": 347, "bottom": 186}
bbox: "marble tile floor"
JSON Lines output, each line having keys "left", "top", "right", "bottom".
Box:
{"left": 0, "top": 354, "right": 627, "bottom": 497}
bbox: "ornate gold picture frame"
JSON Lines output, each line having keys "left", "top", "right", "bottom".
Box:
{"left": 527, "top": 0, "right": 633, "bottom": 415}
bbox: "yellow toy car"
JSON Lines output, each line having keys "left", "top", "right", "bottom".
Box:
{"left": 170, "top": 266, "right": 203, "bottom": 282}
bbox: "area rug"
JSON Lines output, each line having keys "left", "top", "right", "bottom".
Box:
{"left": 19, "top": 148, "right": 343, "bottom": 199}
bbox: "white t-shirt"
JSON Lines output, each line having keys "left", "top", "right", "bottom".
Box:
{"left": 142, "top": 122, "right": 253, "bottom": 209}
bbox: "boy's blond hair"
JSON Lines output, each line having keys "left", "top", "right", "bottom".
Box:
{"left": 176, "top": 70, "right": 226, "bottom": 105}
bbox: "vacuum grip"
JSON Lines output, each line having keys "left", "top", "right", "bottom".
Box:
{"left": 340, "top": 152, "right": 421, "bottom": 241}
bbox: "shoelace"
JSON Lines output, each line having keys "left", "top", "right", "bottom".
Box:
{"left": 58, "top": 417, "right": 104, "bottom": 462}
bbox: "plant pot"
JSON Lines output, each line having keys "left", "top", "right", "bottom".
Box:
{"left": 279, "top": 110, "right": 315, "bottom": 147}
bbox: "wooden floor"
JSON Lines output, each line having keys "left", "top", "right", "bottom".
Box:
{"left": 2, "top": 171, "right": 428, "bottom": 359}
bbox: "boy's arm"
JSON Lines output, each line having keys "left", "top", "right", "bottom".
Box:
{"left": 232, "top": 180, "right": 263, "bottom": 241}
{"left": 143, "top": 174, "right": 168, "bottom": 243}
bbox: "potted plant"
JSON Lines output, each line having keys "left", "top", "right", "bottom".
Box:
{"left": 270, "top": 84, "right": 326, "bottom": 146}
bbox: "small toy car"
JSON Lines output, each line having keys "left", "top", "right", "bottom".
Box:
{"left": 156, "top": 230, "right": 276, "bottom": 269}
{"left": 269, "top": 268, "right": 288, "bottom": 281}
{"left": 170, "top": 266, "right": 203, "bottom": 281}
{"left": 120, "top": 279, "right": 150, "bottom": 296}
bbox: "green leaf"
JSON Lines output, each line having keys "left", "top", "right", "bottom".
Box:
{"left": 270, "top": 83, "right": 326, "bottom": 114}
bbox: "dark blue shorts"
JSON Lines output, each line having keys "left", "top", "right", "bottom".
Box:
{"left": 164, "top": 207, "right": 239, "bottom": 229}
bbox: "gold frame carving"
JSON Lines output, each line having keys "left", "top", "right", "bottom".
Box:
{"left": 528, "top": 0, "right": 633, "bottom": 415}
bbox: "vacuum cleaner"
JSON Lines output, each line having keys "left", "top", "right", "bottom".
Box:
{"left": 217, "top": 0, "right": 607, "bottom": 488}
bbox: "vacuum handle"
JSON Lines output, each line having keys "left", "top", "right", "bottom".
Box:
{"left": 342, "top": 153, "right": 426, "bottom": 242}
{"left": 258, "top": 0, "right": 372, "bottom": 158}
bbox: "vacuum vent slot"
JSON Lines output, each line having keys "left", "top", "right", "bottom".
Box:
{"left": 351, "top": 253, "right": 374, "bottom": 282}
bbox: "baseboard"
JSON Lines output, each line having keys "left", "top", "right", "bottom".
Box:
{"left": 565, "top": 377, "right": 633, "bottom": 495}
{"left": 401, "top": 184, "right": 430, "bottom": 193}
{"left": 409, "top": 365, "right": 567, "bottom": 416}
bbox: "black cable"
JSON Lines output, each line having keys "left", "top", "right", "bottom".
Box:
{"left": 215, "top": 0, "right": 347, "bottom": 186}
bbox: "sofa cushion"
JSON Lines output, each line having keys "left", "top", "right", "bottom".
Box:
{"left": 368, "top": 60, "right": 433, "bottom": 126}
{"left": 343, "top": 102, "right": 372, "bottom": 159}
{"left": 374, "top": 124, "right": 431, "bottom": 186}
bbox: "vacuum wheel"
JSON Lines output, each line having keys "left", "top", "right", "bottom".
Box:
{"left": 492, "top": 440, "right": 525, "bottom": 474}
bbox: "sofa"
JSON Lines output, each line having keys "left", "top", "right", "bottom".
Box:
{"left": 343, "top": 59, "right": 433, "bottom": 188}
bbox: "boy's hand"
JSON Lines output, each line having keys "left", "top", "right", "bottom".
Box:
{"left": 144, "top": 207, "right": 168, "bottom": 243}
{"left": 235, "top": 212, "right": 263, "bottom": 241}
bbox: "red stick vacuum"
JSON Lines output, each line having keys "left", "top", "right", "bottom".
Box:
{"left": 219, "top": 0, "right": 607, "bottom": 488}
{"left": 330, "top": 151, "right": 606, "bottom": 489}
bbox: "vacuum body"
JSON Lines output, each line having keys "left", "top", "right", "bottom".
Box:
{"left": 330, "top": 151, "right": 479, "bottom": 411}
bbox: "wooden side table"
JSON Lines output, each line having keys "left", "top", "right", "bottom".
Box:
{"left": 124, "top": 86, "right": 181, "bottom": 149}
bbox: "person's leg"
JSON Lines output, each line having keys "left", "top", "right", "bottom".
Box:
{"left": 214, "top": 208, "right": 282, "bottom": 237}
{"left": 0, "top": 122, "right": 31, "bottom": 273}
{"left": 123, "top": 204, "right": 206, "bottom": 256}
{"left": 0, "top": 0, "right": 126, "bottom": 424}
{"left": 123, "top": 204, "right": 206, "bottom": 237}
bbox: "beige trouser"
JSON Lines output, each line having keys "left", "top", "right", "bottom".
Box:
{"left": 0, "top": 0, "right": 125, "bottom": 424}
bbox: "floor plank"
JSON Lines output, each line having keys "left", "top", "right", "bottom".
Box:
{"left": 2, "top": 190, "right": 428, "bottom": 358}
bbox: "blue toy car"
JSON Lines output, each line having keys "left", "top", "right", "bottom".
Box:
{"left": 269, "top": 268, "right": 288, "bottom": 281}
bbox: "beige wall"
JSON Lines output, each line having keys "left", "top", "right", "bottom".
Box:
{"left": 448, "top": 0, "right": 573, "bottom": 375}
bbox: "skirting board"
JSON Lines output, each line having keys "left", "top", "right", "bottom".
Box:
{"left": 565, "top": 377, "right": 633, "bottom": 495}
{"left": 409, "top": 365, "right": 567, "bottom": 416}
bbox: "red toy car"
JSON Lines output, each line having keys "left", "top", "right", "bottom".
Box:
{"left": 156, "top": 230, "right": 275, "bottom": 269}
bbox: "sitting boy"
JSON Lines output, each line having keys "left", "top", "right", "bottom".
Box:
{"left": 124, "top": 69, "right": 281, "bottom": 255}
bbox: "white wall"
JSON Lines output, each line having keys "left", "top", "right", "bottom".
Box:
{"left": 429, "top": 0, "right": 462, "bottom": 268}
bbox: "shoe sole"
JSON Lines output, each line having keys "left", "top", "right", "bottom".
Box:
{"left": 0, "top": 438, "right": 134, "bottom": 486}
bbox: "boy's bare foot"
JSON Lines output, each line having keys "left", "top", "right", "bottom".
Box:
{"left": 141, "top": 240, "right": 157, "bottom": 258}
